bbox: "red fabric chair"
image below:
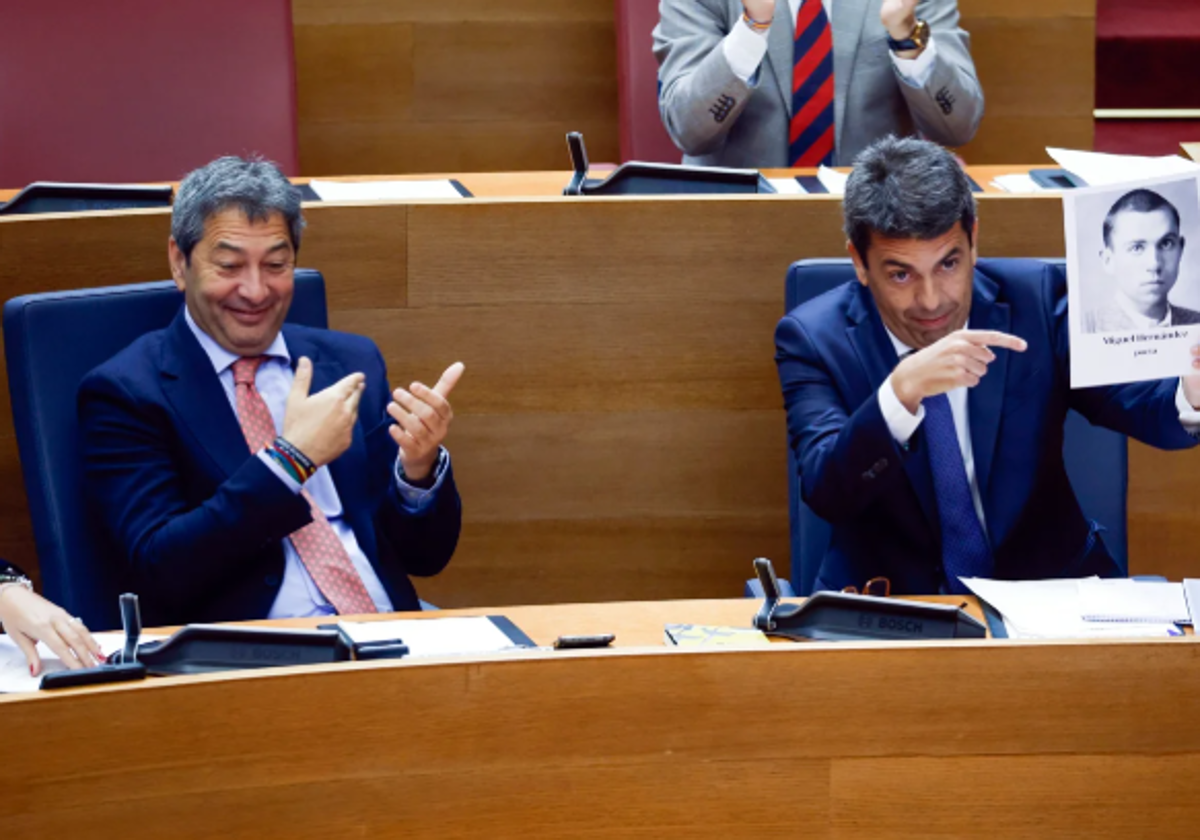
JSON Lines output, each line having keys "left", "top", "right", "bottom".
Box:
{"left": 0, "top": 0, "right": 298, "bottom": 187}
{"left": 615, "top": 0, "right": 682, "bottom": 163}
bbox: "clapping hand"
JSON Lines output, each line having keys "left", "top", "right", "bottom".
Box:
{"left": 880, "top": 0, "right": 919, "bottom": 40}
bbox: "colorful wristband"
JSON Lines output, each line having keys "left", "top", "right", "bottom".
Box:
{"left": 741, "top": 9, "right": 772, "bottom": 31}
{"left": 266, "top": 438, "right": 317, "bottom": 484}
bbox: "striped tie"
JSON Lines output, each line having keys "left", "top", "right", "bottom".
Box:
{"left": 789, "top": 0, "right": 835, "bottom": 167}
{"left": 232, "top": 356, "right": 378, "bottom": 616}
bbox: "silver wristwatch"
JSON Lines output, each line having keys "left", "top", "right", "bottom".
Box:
{"left": 0, "top": 567, "right": 33, "bottom": 592}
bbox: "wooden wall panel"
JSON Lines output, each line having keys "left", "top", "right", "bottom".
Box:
{"left": 292, "top": 0, "right": 619, "bottom": 175}
{"left": 291, "top": 0, "right": 1095, "bottom": 174}
{"left": 957, "top": 0, "right": 1096, "bottom": 163}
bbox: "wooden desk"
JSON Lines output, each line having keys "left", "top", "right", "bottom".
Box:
{"left": 1, "top": 598, "right": 1197, "bottom": 838}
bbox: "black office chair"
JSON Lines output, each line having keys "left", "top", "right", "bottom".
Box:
{"left": 754, "top": 258, "right": 1129, "bottom": 597}
{"left": 3, "top": 271, "right": 328, "bottom": 629}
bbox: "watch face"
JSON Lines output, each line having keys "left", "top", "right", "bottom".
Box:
{"left": 914, "top": 19, "right": 930, "bottom": 48}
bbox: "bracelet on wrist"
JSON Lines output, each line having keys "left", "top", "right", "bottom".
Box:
{"left": 741, "top": 9, "right": 772, "bottom": 31}
{"left": 266, "top": 437, "right": 318, "bottom": 484}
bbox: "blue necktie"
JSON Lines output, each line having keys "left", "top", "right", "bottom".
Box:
{"left": 922, "top": 394, "right": 992, "bottom": 592}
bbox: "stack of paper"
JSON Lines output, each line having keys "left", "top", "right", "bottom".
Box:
{"left": 308, "top": 179, "right": 466, "bottom": 201}
{"left": 337, "top": 616, "right": 528, "bottom": 657}
{"left": 1077, "top": 579, "right": 1190, "bottom": 624}
{"left": 816, "top": 165, "right": 848, "bottom": 195}
{"left": 664, "top": 624, "right": 770, "bottom": 648}
{"left": 1046, "top": 148, "right": 1200, "bottom": 187}
{"left": 961, "top": 577, "right": 1182, "bottom": 639}
{"left": 765, "top": 178, "right": 807, "bottom": 195}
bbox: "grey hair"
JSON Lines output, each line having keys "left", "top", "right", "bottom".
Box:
{"left": 171, "top": 155, "right": 305, "bottom": 263}
{"left": 843, "top": 135, "right": 976, "bottom": 265}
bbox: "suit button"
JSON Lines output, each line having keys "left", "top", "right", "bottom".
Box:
{"left": 874, "top": 458, "right": 888, "bottom": 472}
{"left": 264, "top": 574, "right": 281, "bottom": 587}
{"left": 862, "top": 470, "right": 875, "bottom": 481}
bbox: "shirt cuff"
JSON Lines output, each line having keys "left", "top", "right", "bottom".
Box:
{"left": 1176, "top": 380, "right": 1200, "bottom": 433}
{"left": 722, "top": 15, "right": 769, "bottom": 83}
{"left": 258, "top": 449, "right": 303, "bottom": 494}
{"left": 891, "top": 32, "right": 938, "bottom": 88}
{"left": 394, "top": 447, "right": 450, "bottom": 513}
{"left": 878, "top": 375, "right": 925, "bottom": 445}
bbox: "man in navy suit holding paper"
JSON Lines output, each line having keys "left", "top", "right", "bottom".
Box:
{"left": 80, "top": 156, "right": 463, "bottom": 625}
{"left": 775, "top": 136, "right": 1200, "bottom": 595}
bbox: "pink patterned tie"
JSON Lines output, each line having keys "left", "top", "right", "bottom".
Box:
{"left": 231, "top": 356, "right": 377, "bottom": 615}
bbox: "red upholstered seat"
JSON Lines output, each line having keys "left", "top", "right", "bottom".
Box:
{"left": 615, "top": 0, "right": 682, "bottom": 163}
{"left": 0, "top": 0, "right": 298, "bottom": 187}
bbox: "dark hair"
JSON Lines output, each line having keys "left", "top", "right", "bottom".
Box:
{"left": 171, "top": 155, "right": 305, "bottom": 263}
{"left": 843, "top": 135, "right": 976, "bottom": 264}
{"left": 1102, "top": 188, "right": 1180, "bottom": 248}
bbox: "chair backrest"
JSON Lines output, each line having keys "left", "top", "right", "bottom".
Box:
{"left": 614, "top": 0, "right": 683, "bottom": 163}
{"left": 2, "top": 270, "right": 328, "bottom": 629}
{"left": 0, "top": 0, "right": 298, "bottom": 186}
{"left": 783, "top": 258, "right": 1128, "bottom": 595}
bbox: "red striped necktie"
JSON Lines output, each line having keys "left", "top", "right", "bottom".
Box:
{"left": 232, "top": 356, "right": 378, "bottom": 616}
{"left": 789, "top": 0, "right": 836, "bottom": 167}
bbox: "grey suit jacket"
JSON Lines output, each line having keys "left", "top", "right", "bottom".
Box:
{"left": 1082, "top": 300, "right": 1200, "bottom": 334}
{"left": 653, "top": 0, "right": 984, "bottom": 167}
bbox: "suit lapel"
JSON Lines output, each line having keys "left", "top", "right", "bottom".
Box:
{"left": 159, "top": 310, "right": 255, "bottom": 479}
{"left": 830, "top": 0, "right": 869, "bottom": 157}
{"left": 765, "top": 2, "right": 795, "bottom": 117}
{"left": 966, "top": 270, "right": 1009, "bottom": 502}
{"left": 846, "top": 286, "right": 938, "bottom": 533}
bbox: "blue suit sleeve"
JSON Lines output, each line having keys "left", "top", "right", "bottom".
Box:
{"left": 78, "top": 370, "right": 313, "bottom": 618}
{"left": 1046, "top": 264, "right": 1198, "bottom": 450}
{"left": 362, "top": 347, "right": 461, "bottom": 579}
{"left": 775, "top": 313, "right": 912, "bottom": 524}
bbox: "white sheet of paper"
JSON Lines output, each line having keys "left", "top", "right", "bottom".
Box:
{"left": 309, "top": 179, "right": 465, "bottom": 202}
{"left": 0, "top": 632, "right": 166, "bottom": 694}
{"left": 990, "top": 174, "right": 1044, "bottom": 194}
{"left": 1047, "top": 148, "right": 1200, "bottom": 188}
{"left": 961, "top": 577, "right": 1181, "bottom": 639}
{"left": 338, "top": 616, "right": 522, "bottom": 658}
{"left": 1062, "top": 171, "right": 1200, "bottom": 388}
{"left": 766, "top": 177, "right": 807, "bottom": 195}
{"left": 816, "top": 165, "right": 848, "bottom": 195}
{"left": 1077, "top": 578, "right": 1190, "bottom": 624}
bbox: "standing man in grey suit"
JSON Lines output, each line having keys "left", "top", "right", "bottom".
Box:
{"left": 1083, "top": 188, "right": 1200, "bottom": 334}
{"left": 653, "top": 0, "right": 984, "bottom": 168}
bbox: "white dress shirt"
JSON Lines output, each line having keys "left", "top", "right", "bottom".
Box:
{"left": 723, "top": 0, "right": 939, "bottom": 89}
{"left": 185, "top": 309, "right": 449, "bottom": 618}
{"left": 876, "top": 327, "right": 1200, "bottom": 534}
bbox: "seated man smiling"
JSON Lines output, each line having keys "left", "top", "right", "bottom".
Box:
{"left": 79, "top": 156, "right": 463, "bottom": 625}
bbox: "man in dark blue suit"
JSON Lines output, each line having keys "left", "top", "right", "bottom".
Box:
{"left": 79, "top": 157, "right": 463, "bottom": 625}
{"left": 775, "top": 136, "right": 1200, "bottom": 595}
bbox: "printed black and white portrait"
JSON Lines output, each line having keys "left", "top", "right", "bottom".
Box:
{"left": 1065, "top": 173, "right": 1200, "bottom": 388}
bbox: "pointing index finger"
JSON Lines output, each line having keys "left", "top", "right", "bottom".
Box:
{"left": 431, "top": 362, "right": 465, "bottom": 398}
{"left": 960, "top": 330, "right": 1027, "bottom": 353}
